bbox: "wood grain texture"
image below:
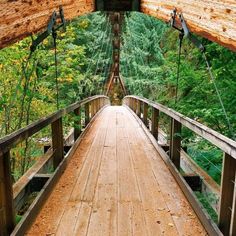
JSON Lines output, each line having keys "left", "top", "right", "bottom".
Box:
{"left": 1, "top": 0, "right": 236, "bottom": 51}
{"left": 141, "top": 0, "right": 236, "bottom": 51}
{"left": 0, "top": 0, "right": 95, "bottom": 49}
{"left": 124, "top": 96, "right": 236, "bottom": 161}
{"left": 26, "top": 106, "right": 206, "bottom": 235}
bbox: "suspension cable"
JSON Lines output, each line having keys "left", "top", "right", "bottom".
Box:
{"left": 93, "top": 17, "right": 110, "bottom": 77}
{"left": 88, "top": 15, "right": 110, "bottom": 96}
{"left": 83, "top": 15, "right": 108, "bottom": 92}
{"left": 52, "top": 28, "right": 59, "bottom": 110}
{"left": 170, "top": 11, "right": 235, "bottom": 139}
{"left": 202, "top": 52, "right": 235, "bottom": 139}
{"left": 125, "top": 15, "right": 139, "bottom": 77}
{"left": 102, "top": 29, "right": 113, "bottom": 94}
{"left": 175, "top": 32, "right": 184, "bottom": 105}
{"left": 101, "top": 23, "right": 112, "bottom": 85}
{"left": 125, "top": 14, "right": 149, "bottom": 79}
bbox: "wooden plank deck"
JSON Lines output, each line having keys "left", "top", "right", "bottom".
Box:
{"left": 26, "top": 106, "right": 207, "bottom": 236}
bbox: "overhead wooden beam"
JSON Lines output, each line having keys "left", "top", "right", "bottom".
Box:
{"left": 0, "top": 0, "right": 95, "bottom": 49}
{"left": 0, "top": 0, "right": 236, "bottom": 51}
{"left": 141, "top": 0, "right": 236, "bottom": 52}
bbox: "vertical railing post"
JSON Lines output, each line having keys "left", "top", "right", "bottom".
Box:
{"left": 143, "top": 102, "right": 148, "bottom": 126}
{"left": 101, "top": 98, "right": 104, "bottom": 109}
{"left": 129, "top": 98, "right": 132, "bottom": 109}
{"left": 96, "top": 99, "right": 99, "bottom": 113}
{"left": 219, "top": 153, "right": 236, "bottom": 235}
{"left": 170, "top": 118, "right": 181, "bottom": 170}
{"left": 133, "top": 99, "right": 137, "bottom": 113}
{"left": 151, "top": 107, "right": 159, "bottom": 140}
{"left": 51, "top": 118, "right": 64, "bottom": 169}
{"left": 74, "top": 107, "right": 81, "bottom": 141}
{"left": 98, "top": 98, "right": 101, "bottom": 110}
{"left": 93, "top": 100, "right": 97, "bottom": 115}
{"left": 130, "top": 98, "right": 132, "bottom": 110}
{"left": 0, "top": 151, "right": 15, "bottom": 236}
{"left": 91, "top": 100, "right": 94, "bottom": 118}
{"left": 230, "top": 175, "right": 236, "bottom": 236}
{"left": 137, "top": 100, "right": 141, "bottom": 118}
{"left": 85, "top": 103, "right": 90, "bottom": 126}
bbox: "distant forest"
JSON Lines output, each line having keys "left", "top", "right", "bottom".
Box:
{"left": 0, "top": 12, "right": 235, "bottom": 186}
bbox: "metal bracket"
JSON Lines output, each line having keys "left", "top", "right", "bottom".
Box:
{"left": 30, "top": 6, "right": 66, "bottom": 52}
{"left": 170, "top": 9, "right": 205, "bottom": 52}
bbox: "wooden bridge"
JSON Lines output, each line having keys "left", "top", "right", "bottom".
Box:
{"left": 0, "top": 95, "right": 236, "bottom": 236}
{"left": 1, "top": 0, "right": 236, "bottom": 235}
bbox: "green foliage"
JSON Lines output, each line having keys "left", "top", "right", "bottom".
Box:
{"left": 195, "top": 191, "right": 218, "bottom": 223}
{"left": 121, "top": 12, "right": 236, "bottom": 140}
{"left": 120, "top": 12, "right": 236, "bottom": 187}
{"left": 0, "top": 12, "right": 112, "bottom": 178}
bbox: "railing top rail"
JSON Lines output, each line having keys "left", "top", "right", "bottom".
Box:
{"left": 0, "top": 95, "right": 108, "bottom": 154}
{"left": 124, "top": 95, "right": 236, "bottom": 159}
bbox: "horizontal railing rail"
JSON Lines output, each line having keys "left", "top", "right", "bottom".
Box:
{"left": 0, "top": 95, "right": 108, "bottom": 154}
{"left": 0, "top": 95, "right": 109, "bottom": 236}
{"left": 124, "top": 95, "right": 236, "bottom": 236}
{"left": 124, "top": 95, "right": 236, "bottom": 160}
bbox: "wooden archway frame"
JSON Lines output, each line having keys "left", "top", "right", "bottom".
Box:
{"left": 0, "top": 0, "right": 236, "bottom": 51}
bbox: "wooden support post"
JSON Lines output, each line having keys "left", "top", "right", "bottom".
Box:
{"left": 74, "top": 107, "right": 81, "bottom": 141}
{"left": 90, "top": 101, "right": 94, "bottom": 118}
{"left": 0, "top": 151, "right": 15, "bottom": 236}
{"left": 219, "top": 153, "right": 236, "bottom": 236}
{"left": 230, "top": 174, "right": 236, "bottom": 236}
{"left": 130, "top": 98, "right": 133, "bottom": 110}
{"left": 143, "top": 102, "right": 148, "bottom": 126}
{"left": 85, "top": 103, "right": 89, "bottom": 126}
{"left": 98, "top": 98, "right": 101, "bottom": 110}
{"left": 127, "top": 98, "right": 132, "bottom": 108}
{"left": 51, "top": 118, "right": 64, "bottom": 169}
{"left": 170, "top": 119, "right": 181, "bottom": 170}
{"left": 96, "top": 99, "right": 98, "bottom": 113}
{"left": 100, "top": 98, "right": 103, "bottom": 109}
{"left": 133, "top": 99, "right": 137, "bottom": 113}
{"left": 137, "top": 100, "right": 141, "bottom": 117}
{"left": 93, "top": 100, "right": 96, "bottom": 115}
{"left": 151, "top": 107, "right": 159, "bottom": 140}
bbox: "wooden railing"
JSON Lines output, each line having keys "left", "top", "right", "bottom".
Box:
{"left": 0, "top": 95, "right": 109, "bottom": 236}
{"left": 124, "top": 95, "right": 236, "bottom": 236}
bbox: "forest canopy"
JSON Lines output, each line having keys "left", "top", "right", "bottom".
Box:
{"left": 0, "top": 11, "right": 235, "bottom": 186}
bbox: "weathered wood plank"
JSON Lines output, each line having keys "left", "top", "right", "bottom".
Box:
{"left": 230, "top": 175, "right": 236, "bottom": 236}
{"left": 0, "top": 96, "right": 108, "bottom": 155}
{"left": 151, "top": 107, "right": 159, "bottom": 139}
{"left": 25, "top": 106, "right": 207, "bottom": 235}
{"left": 219, "top": 153, "right": 236, "bottom": 236}
{"left": 51, "top": 118, "right": 64, "bottom": 169}
{"left": 141, "top": 0, "right": 236, "bottom": 51}
{"left": 14, "top": 104, "right": 103, "bottom": 236}
{"left": 1, "top": 0, "right": 236, "bottom": 51}
{"left": 74, "top": 107, "right": 81, "bottom": 141}
{"left": 170, "top": 119, "right": 181, "bottom": 170}
{"left": 124, "top": 96, "right": 236, "bottom": 161}
{"left": 143, "top": 102, "right": 148, "bottom": 126}
{"left": 127, "top": 105, "right": 221, "bottom": 235}
{"left": 85, "top": 103, "right": 90, "bottom": 126}
{"left": 136, "top": 100, "right": 141, "bottom": 118}
{"left": 0, "top": 0, "right": 95, "bottom": 49}
{"left": 0, "top": 151, "right": 15, "bottom": 236}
